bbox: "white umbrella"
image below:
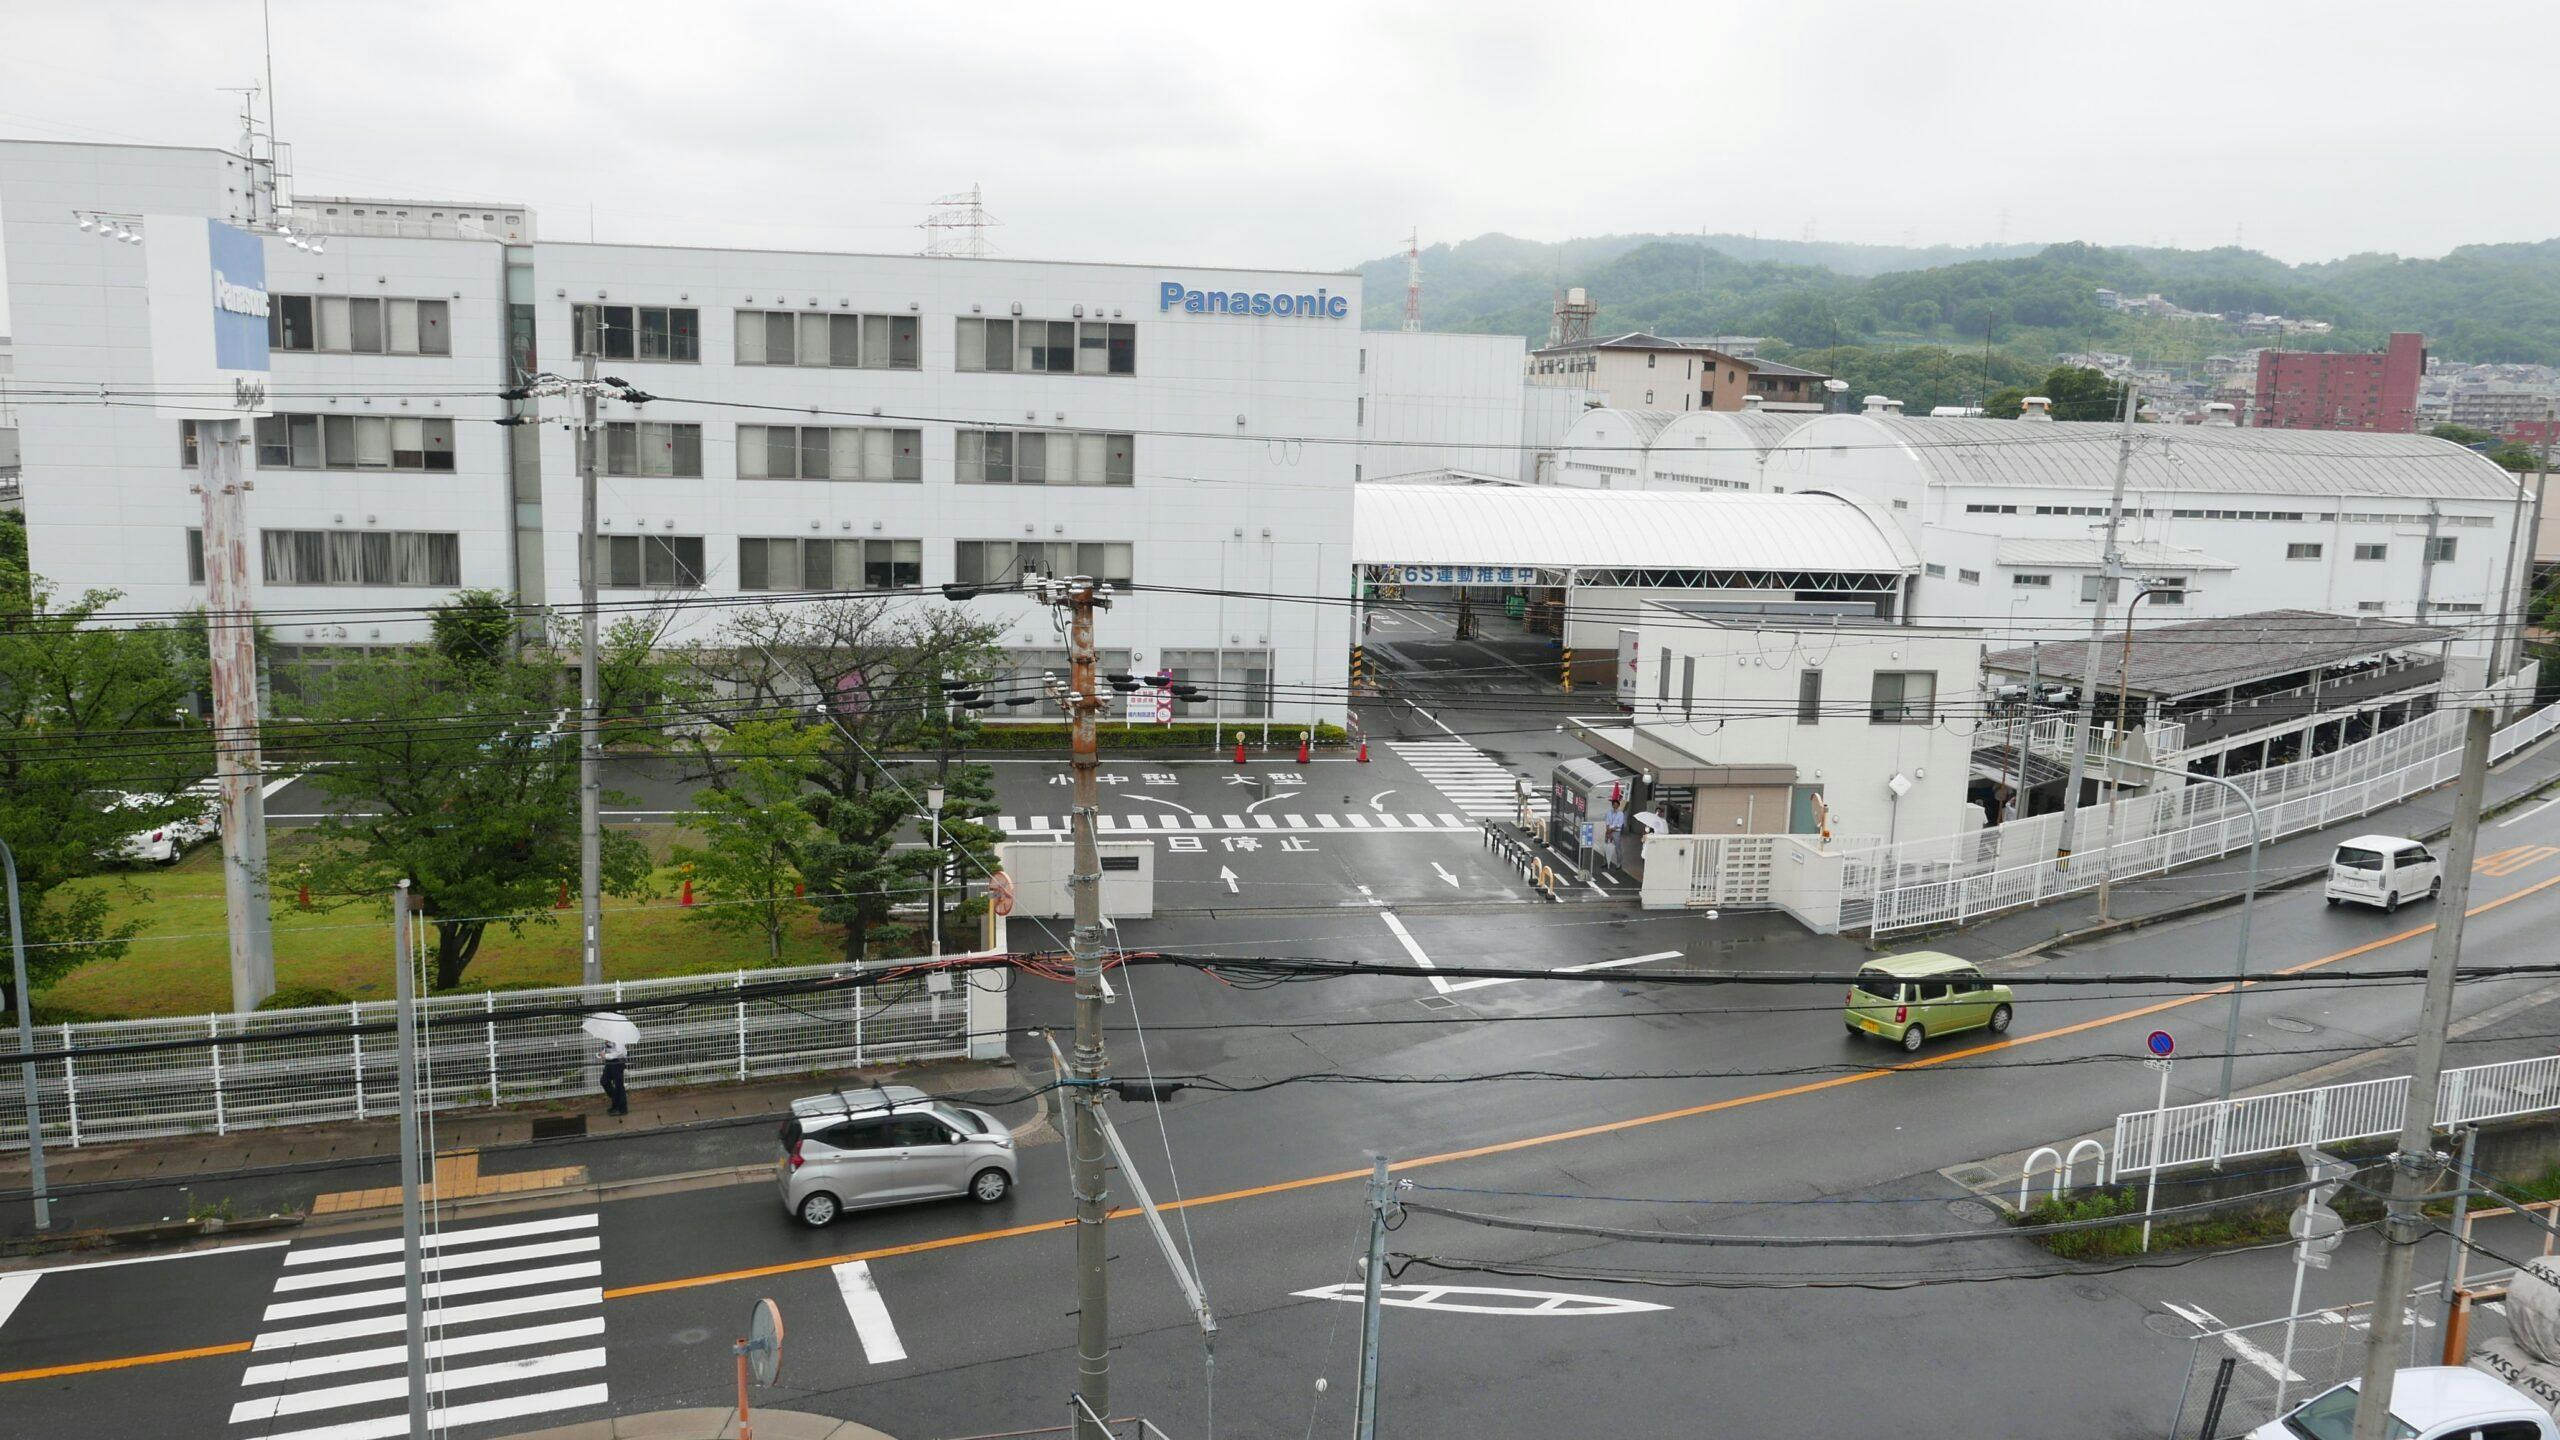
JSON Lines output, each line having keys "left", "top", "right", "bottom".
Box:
{"left": 581, "top": 1012, "right": 640, "bottom": 1049}
{"left": 1632, "top": 811, "right": 1669, "bottom": 834}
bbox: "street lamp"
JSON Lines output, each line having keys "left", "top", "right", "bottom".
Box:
{"left": 924, "top": 785, "right": 947, "bottom": 965}
{"left": 2096, "top": 582, "right": 2187, "bottom": 922}
{"left": 2113, "top": 756, "right": 2261, "bottom": 1108}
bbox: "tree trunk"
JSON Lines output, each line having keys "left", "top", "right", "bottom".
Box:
{"left": 432, "top": 920, "right": 486, "bottom": 990}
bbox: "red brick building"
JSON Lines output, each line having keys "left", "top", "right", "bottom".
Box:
{"left": 2253, "top": 331, "right": 2426, "bottom": 432}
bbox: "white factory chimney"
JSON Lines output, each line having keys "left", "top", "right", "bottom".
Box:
{"left": 1741, "top": 393, "right": 1765, "bottom": 410}
{"left": 2200, "top": 401, "right": 2238, "bottom": 427}
{"left": 1861, "top": 394, "right": 1896, "bottom": 415}
{"left": 2019, "top": 395, "right": 2054, "bottom": 422}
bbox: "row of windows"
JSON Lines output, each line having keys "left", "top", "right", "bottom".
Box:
{"left": 227, "top": 415, "right": 459, "bottom": 472}
{"left": 953, "top": 429, "right": 1135, "bottom": 486}
{"left": 1969, "top": 502, "right": 2489, "bottom": 530}
{"left": 953, "top": 540, "right": 1134, "bottom": 588}
{"left": 590, "top": 537, "right": 1137, "bottom": 591}
{"left": 734, "top": 311, "right": 920, "bottom": 370}
{"left": 735, "top": 425, "right": 922, "bottom": 483}
{"left": 955, "top": 318, "right": 1136, "bottom": 375}
{"left": 192, "top": 528, "right": 465, "bottom": 587}
{"left": 571, "top": 305, "right": 702, "bottom": 362}
{"left": 269, "top": 295, "right": 451, "bottom": 355}
{"left": 737, "top": 537, "right": 921, "bottom": 592}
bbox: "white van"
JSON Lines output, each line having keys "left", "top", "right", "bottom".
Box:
{"left": 2326, "top": 833, "right": 2442, "bottom": 914}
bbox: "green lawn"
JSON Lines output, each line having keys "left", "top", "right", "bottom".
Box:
{"left": 39, "top": 827, "right": 893, "bottom": 1019}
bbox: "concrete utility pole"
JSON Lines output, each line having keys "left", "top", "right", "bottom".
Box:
{"left": 199, "top": 420, "right": 276, "bottom": 1010}
{"left": 1353, "top": 1155, "right": 1393, "bottom": 1440}
{"left": 2055, "top": 383, "right": 2139, "bottom": 869}
{"left": 577, "top": 353, "right": 603, "bottom": 988}
{"left": 3, "top": 838, "right": 49, "bottom": 1230}
{"left": 2416, "top": 501, "right": 2443, "bottom": 626}
{"left": 2348, "top": 705, "right": 2495, "bottom": 1440}
{"left": 2007, "top": 643, "right": 2040, "bottom": 824}
{"left": 1048, "top": 574, "right": 1114, "bottom": 1440}
{"left": 391, "top": 880, "right": 431, "bottom": 1438}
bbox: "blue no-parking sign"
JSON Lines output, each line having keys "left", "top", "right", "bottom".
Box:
{"left": 2147, "top": 1030, "right": 2175, "bottom": 1059}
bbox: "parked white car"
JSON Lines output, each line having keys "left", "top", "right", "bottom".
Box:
{"left": 108, "top": 782, "right": 222, "bottom": 865}
{"left": 2249, "top": 1367, "right": 2557, "bottom": 1439}
{"left": 2326, "top": 834, "right": 2443, "bottom": 914}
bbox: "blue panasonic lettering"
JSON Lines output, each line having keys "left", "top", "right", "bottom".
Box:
{"left": 1327, "top": 295, "right": 1349, "bottom": 318}
{"left": 1207, "top": 291, "right": 1230, "bottom": 314}
{"left": 1273, "top": 294, "right": 1295, "bottom": 316}
{"left": 1156, "top": 279, "right": 1346, "bottom": 319}
{"left": 1159, "top": 281, "right": 1186, "bottom": 311}
{"left": 1295, "top": 292, "right": 1317, "bottom": 313}
{"left": 1251, "top": 293, "right": 1272, "bottom": 315}
{"left": 1184, "top": 289, "right": 1205, "bottom": 313}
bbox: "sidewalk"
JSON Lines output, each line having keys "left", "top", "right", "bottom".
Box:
{"left": 1937, "top": 721, "right": 2560, "bottom": 964}
{"left": 501, "top": 1410, "right": 894, "bottom": 1440}
{"left": 0, "top": 1057, "right": 1021, "bottom": 1254}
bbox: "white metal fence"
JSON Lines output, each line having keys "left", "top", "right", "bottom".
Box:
{"left": 2112, "top": 1052, "right": 2560, "bottom": 1180}
{"left": 1850, "top": 692, "right": 2560, "bottom": 935}
{"left": 0, "top": 956, "right": 1003, "bottom": 1151}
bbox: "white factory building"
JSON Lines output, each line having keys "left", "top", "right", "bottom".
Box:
{"left": 0, "top": 137, "right": 1372, "bottom": 725}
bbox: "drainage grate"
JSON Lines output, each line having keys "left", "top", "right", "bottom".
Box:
{"left": 1942, "top": 1163, "right": 2001, "bottom": 1191}
{"left": 1946, "top": 1199, "right": 1998, "bottom": 1226}
{"left": 1414, "top": 994, "right": 1462, "bottom": 1012}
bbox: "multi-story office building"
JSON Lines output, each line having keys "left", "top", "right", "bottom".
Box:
{"left": 2254, "top": 331, "right": 2426, "bottom": 433}
{"left": 0, "top": 138, "right": 1361, "bottom": 724}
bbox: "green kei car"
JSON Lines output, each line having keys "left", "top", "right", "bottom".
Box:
{"left": 1844, "top": 952, "right": 2014, "bottom": 1053}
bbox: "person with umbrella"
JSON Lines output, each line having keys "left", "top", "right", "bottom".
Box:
{"left": 584, "top": 1013, "right": 639, "bottom": 1116}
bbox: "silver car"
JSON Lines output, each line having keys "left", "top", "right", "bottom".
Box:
{"left": 776, "top": 1085, "right": 1016, "bottom": 1227}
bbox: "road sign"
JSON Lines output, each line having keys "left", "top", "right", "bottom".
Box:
{"left": 2147, "top": 1030, "right": 2176, "bottom": 1059}
{"left": 1580, "top": 821, "right": 1597, "bottom": 848}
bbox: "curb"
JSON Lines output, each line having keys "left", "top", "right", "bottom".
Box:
{"left": 1984, "top": 742, "right": 2560, "bottom": 966}
{"left": 497, "top": 1408, "right": 895, "bottom": 1440}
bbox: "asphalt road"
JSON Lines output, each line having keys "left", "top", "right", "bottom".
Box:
{"left": 15, "top": 770, "right": 2560, "bottom": 1439}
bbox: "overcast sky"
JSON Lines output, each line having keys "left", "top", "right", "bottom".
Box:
{"left": 7, "top": 0, "right": 2560, "bottom": 330}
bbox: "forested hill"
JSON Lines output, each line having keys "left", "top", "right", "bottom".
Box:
{"left": 1356, "top": 233, "right": 2560, "bottom": 369}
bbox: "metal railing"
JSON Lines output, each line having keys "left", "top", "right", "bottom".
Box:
{"left": 0, "top": 955, "right": 999, "bottom": 1151}
{"left": 2111, "top": 1051, "right": 2560, "bottom": 1180}
{"left": 1847, "top": 689, "right": 2560, "bottom": 935}
{"left": 2164, "top": 1287, "right": 2447, "bottom": 1439}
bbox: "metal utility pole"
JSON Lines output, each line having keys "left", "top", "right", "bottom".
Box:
{"left": 2098, "top": 586, "right": 2178, "bottom": 920}
{"left": 2056, "top": 384, "right": 2138, "bottom": 869}
{"left": 3, "top": 838, "right": 49, "bottom": 1230}
{"left": 2007, "top": 643, "right": 2040, "bottom": 824}
{"left": 2349, "top": 705, "right": 2494, "bottom": 1440}
{"left": 1046, "top": 574, "right": 1114, "bottom": 1440}
{"left": 199, "top": 421, "right": 277, "bottom": 1009}
{"left": 577, "top": 353, "right": 603, "bottom": 988}
{"left": 391, "top": 880, "right": 431, "bottom": 1437}
{"left": 1353, "top": 1155, "right": 1393, "bottom": 1440}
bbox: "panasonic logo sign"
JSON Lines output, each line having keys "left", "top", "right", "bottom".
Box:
{"left": 213, "top": 270, "right": 271, "bottom": 319}
{"left": 1159, "top": 282, "right": 1347, "bottom": 319}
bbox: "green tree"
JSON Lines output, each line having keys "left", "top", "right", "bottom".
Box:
{"left": 2429, "top": 423, "right": 2498, "bottom": 447}
{"left": 2040, "top": 365, "right": 2130, "bottom": 421}
{"left": 0, "top": 577, "right": 208, "bottom": 1006}
{"left": 671, "top": 719, "right": 826, "bottom": 961}
{"left": 288, "top": 617, "right": 652, "bottom": 990}
{"left": 429, "top": 588, "right": 520, "bottom": 672}
{"left": 1983, "top": 386, "right": 2029, "bottom": 419}
{"left": 689, "top": 597, "right": 1006, "bottom": 960}
{"left": 2489, "top": 443, "right": 2542, "bottom": 474}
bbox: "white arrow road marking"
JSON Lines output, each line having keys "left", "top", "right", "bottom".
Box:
{"left": 1382, "top": 911, "right": 1680, "bottom": 996}
{"left": 0, "top": 1273, "right": 36, "bottom": 1335}
{"left": 1369, "top": 790, "right": 1396, "bottom": 812}
{"left": 1219, "top": 866, "right": 1240, "bottom": 894}
{"left": 2502, "top": 790, "right": 2560, "bottom": 827}
{"left": 1123, "top": 793, "right": 1198, "bottom": 815}
{"left": 2161, "top": 1303, "right": 2304, "bottom": 1383}
{"left": 832, "top": 1261, "right": 908, "bottom": 1364}
{"left": 1292, "top": 1283, "right": 1667, "bottom": 1317}
{"left": 1432, "top": 862, "right": 1460, "bottom": 888}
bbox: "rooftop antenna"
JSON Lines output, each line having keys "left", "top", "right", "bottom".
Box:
{"left": 1402, "top": 228, "right": 1422, "bottom": 333}
{"left": 922, "top": 184, "right": 1000, "bottom": 259}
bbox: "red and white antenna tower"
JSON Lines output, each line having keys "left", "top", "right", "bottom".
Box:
{"left": 1402, "top": 228, "right": 1422, "bottom": 333}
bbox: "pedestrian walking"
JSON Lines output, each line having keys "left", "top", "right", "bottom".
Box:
{"left": 598, "top": 1037, "right": 628, "bottom": 1115}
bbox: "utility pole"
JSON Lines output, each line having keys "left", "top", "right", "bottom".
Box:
{"left": 3, "top": 839, "right": 49, "bottom": 1230}
{"left": 2055, "top": 382, "right": 2139, "bottom": 868}
{"left": 199, "top": 421, "right": 277, "bottom": 1009}
{"left": 392, "top": 880, "right": 431, "bottom": 1438}
{"left": 1353, "top": 1155, "right": 1394, "bottom": 1440}
{"left": 577, "top": 353, "right": 603, "bottom": 988}
{"left": 1044, "top": 573, "right": 1114, "bottom": 1440}
{"left": 2348, "top": 704, "right": 2495, "bottom": 1440}
{"left": 2416, "top": 501, "right": 2442, "bottom": 626}
{"left": 2007, "top": 643, "right": 2040, "bottom": 824}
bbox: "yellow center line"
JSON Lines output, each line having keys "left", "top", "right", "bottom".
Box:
{"left": 17, "top": 868, "right": 2560, "bottom": 1381}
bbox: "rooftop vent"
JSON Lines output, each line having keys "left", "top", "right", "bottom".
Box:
{"left": 2019, "top": 395, "right": 2055, "bottom": 422}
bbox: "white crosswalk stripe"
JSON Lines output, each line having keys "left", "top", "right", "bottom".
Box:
{"left": 1386, "top": 740, "right": 1550, "bottom": 820}
{"left": 999, "top": 812, "right": 1470, "bottom": 835}
{"left": 233, "top": 1212, "right": 610, "bottom": 1440}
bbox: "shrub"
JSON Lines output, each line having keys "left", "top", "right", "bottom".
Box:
{"left": 255, "top": 984, "right": 354, "bottom": 1012}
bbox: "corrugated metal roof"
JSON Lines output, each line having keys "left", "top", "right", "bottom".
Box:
{"left": 1654, "top": 409, "right": 1805, "bottom": 455}
{"left": 1354, "top": 485, "right": 1918, "bottom": 574}
{"left": 1982, "top": 609, "right": 2456, "bottom": 698}
{"left": 1993, "top": 538, "right": 2237, "bottom": 570}
{"left": 1789, "top": 416, "right": 2526, "bottom": 500}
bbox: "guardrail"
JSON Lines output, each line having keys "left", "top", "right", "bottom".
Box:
{"left": 2110, "top": 1051, "right": 2560, "bottom": 1180}
{"left": 0, "top": 953, "right": 1006, "bottom": 1151}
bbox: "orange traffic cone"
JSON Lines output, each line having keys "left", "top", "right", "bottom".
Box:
{"left": 794, "top": 880, "right": 805, "bottom": 897}
{"left": 1234, "top": 735, "right": 1247, "bottom": 765}
{"left": 297, "top": 884, "right": 312, "bottom": 909}
{"left": 679, "top": 878, "right": 694, "bottom": 907}
{"left": 1297, "top": 732, "right": 1310, "bottom": 765}
{"left": 1357, "top": 739, "right": 1369, "bottom": 763}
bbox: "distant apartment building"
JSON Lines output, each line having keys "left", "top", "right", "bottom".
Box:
{"left": 2253, "top": 332, "right": 2426, "bottom": 433}
{"left": 2451, "top": 388, "right": 2560, "bottom": 435}
{"left": 1524, "top": 332, "right": 1829, "bottom": 413}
